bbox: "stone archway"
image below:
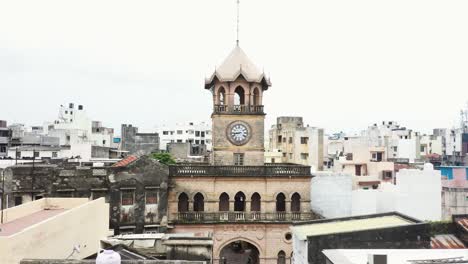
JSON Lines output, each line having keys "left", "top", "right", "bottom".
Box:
{"left": 219, "top": 240, "right": 260, "bottom": 264}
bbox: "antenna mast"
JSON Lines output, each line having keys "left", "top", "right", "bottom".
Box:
{"left": 236, "top": 0, "right": 240, "bottom": 45}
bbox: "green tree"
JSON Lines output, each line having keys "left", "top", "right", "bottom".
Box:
{"left": 151, "top": 152, "right": 176, "bottom": 165}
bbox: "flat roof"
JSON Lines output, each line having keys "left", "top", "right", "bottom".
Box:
{"left": 0, "top": 208, "right": 66, "bottom": 236}
{"left": 323, "top": 249, "right": 468, "bottom": 264}
{"left": 292, "top": 214, "right": 415, "bottom": 240}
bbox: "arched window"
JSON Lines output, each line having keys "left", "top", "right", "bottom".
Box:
{"left": 218, "top": 86, "right": 226, "bottom": 105}
{"left": 291, "top": 193, "right": 301, "bottom": 212}
{"left": 277, "top": 251, "right": 286, "bottom": 264}
{"left": 252, "top": 87, "right": 260, "bottom": 105}
{"left": 234, "top": 192, "right": 246, "bottom": 211}
{"left": 193, "top": 192, "right": 204, "bottom": 212}
{"left": 219, "top": 192, "right": 230, "bottom": 211}
{"left": 276, "top": 193, "right": 286, "bottom": 212}
{"left": 178, "top": 192, "right": 189, "bottom": 212}
{"left": 251, "top": 192, "right": 261, "bottom": 212}
{"left": 234, "top": 86, "right": 245, "bottom": 105}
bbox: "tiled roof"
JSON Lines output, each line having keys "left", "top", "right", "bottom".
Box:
{"left": 431, "top": 234, "right": 465, "bottom": 249}
{"left": 112, "top": 155, "right": 138, "bottom": 168}
{"left": 455, "top": 217, "right": 468, "bottom": 232}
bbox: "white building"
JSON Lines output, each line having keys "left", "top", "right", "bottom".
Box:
{"left": 268, "top": 116, "right": 324, "bottom": 171}
{"left": 45, "top": 103, "right": 116, "bottom": 161}
{"left": 0, "top": 197, "right": 109, "bottom": 264}
{"left": 155, "top": 121, "right": 212, "bottom": 151}
{"left": 311, "top": 163, "right": 442, "bottom": 221}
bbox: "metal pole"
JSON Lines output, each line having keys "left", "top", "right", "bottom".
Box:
{"left": 31, "top": 148, "right": 35, "bottom": 200}
{"left": 1, "top": 170, "right": 5, "bottom": 224}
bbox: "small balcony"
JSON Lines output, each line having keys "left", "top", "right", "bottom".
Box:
{"left": 213, "top": 104, "right": 264, "bottom": 115}
{"left": 173, "top": 211, "right": 319, "bottom": 223}
{"left": 169, "top": 164, "right": 312, "bottom": 177}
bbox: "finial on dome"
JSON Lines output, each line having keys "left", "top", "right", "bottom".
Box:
{"left": 236, "top": 0, "right": 240, "bottom": 46}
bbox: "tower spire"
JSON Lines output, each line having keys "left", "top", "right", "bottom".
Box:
{"left": 236, "top": 0, "right": 240, "bottom": 46}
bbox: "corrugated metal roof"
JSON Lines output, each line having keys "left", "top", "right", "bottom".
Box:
{"left": 112, "top": 155, "right": 138, "bottom": 167}
{"left": 291, "top": 215, "right": 414, "bottom": 240}
{"left": 431, "top": 234, "right": 465, "bottom": 249}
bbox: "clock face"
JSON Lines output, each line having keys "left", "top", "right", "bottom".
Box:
{"left": 227, "top": 122, "right": 250, "bottom": 145}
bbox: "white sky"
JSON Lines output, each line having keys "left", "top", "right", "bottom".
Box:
{"left": 1, "top": 0, "right": 467, "bottom": 135}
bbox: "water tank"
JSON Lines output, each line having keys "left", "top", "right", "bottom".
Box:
{"left": 96, "top": 250, "right": 121, "bottom": 264}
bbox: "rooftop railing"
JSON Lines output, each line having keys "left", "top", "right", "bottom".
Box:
{"left": 169, "top": 164, "right": 312, "bottom": 177}
{"left": 213, "top": 104, "right": 264, "bottom": 115}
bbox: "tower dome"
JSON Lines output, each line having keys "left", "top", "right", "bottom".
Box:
{"left": 205, "top": 45, "right": 271, "bottom": 90}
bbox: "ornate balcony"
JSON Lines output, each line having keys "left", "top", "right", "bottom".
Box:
{"left": 173, "top": 211, "right": 320, "bottom": 223}
{"left": 169, "top": 164, "right": 312, "bottom": 177}
{"left": 213, "top": 104, "right": 264, "bottom": 115}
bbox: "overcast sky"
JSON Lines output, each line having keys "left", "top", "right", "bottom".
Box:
{"left": 1, "top": 0, "right": 467, "bottom": 135}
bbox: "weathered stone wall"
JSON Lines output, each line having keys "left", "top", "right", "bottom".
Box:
{"left": 307, "top": 223, "right": 431, "bottom": 264}
{"left": 91, "top": 146, "right": 111, "bottom": 158}
{"left": 121, "top": 124, "right": 160, "bottom": 155}
{"left": 2, "top": 156, "right": 169, "bottom": 234}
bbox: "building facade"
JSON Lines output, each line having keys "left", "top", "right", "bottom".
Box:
{"left": 268, "top": 117, "right": 324, "bottom": 171}
{"left": 0, "top": 156, "right": 169, "bottom": 234}
{"left": 121, "top": 124, "right": 159, "bottom": 155}
{"left": 156, "top": 122, "right": 212, "bottom": 152}
{"left": 167, "top": 44, "right": 318, "bottom": 264}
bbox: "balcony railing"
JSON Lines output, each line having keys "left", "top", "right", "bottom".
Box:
{"left": 213, "top": 104, "right": 264, "bottom": 115}
{"left": 169, "top": 165, "right": 312, "bottom": 177}
{"left": 173, "top": 211, "right": 319, "bottom": 223}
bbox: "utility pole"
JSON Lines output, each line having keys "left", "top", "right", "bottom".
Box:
{"left": 1, "top": 169, "right": 5, "bottom": 224}
{"left": 31, "top": 148, "right": 35, "bottom": 200}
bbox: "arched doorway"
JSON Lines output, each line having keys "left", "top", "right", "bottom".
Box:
{"left": 234, "top": 86, "right": 245, "bottom": 105}
{"left": 234, "top": 192, "right": 246, "bottom": 211}
{"left": 193, "top": 192, "right": 204, "bottom": 212}
{"left": 251, "top": 193, "right": 261, "bottom": 212}
{"left": 291, "top": 193, "right": 301, "bottom": 212}
{"left": 178, "top": 192, "right": 189, "bottom": 212}
{"left": 276, "top": 193, "right": 286, "bottom": 212}
{"left": 219, "top": 192, "right": 230, "bottom": 211}
{"left": 252, "top": 88, "right": 259, "bottom": 105}
{"left": 277, "top": 251, "right": 286, "bottom": 264}
{"left": 219, "top": 240, "right": 260, "bottom": 264}
{"left": 218, "top": 86, "right": 226, "bottom": 105}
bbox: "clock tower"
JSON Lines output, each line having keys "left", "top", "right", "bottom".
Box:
{"left": 205, "top": 44, "right": 271, "bottom": 165}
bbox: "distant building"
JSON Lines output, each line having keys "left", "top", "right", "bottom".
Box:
{"left": 440, "top": 166, "right": 468, "bottom": 219}
{"left": 6, "top": 103, "right": 120, "bottom": 162}
{"left": 155, "top": 122, "right": 212, "bottom": 152}
{"left": 268, "top": 116, "right": 324, "bottom": 171}
{"left": 330, "top": 135, "right": 394, "bottom": 189}
{"left": 311, "top": 163, "right": 442, "bottom": 221}
{"left": 167, "top": 142, "right": 207, "bottom": 162}
{"left": 0, "top": 197, "right": 109, "bottom": 264}
{"left": 0, "top": 120, "right": 10, "bottom": 157}
{"left": 121, "top": 124, "right": 159, "bottom": 155}
{"left": 291, "top": 212, "right": 430, "bottom": 264}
